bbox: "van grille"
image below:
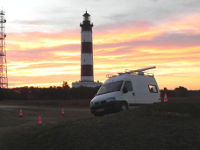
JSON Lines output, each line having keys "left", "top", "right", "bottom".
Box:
{"left": 95, "top": 100, "right": 106, "bottom": 106}
{"left": 95, "top": 102, "right": 99, "bottom": 105}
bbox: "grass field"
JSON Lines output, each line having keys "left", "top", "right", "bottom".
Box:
{"left": 0, "top": 96, "right": 200, "bottom": 150}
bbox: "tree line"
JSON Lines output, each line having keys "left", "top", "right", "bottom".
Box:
{"left": 0, "top": 84, "right": 100, "bottom": 101}
{"left": 0, "top": 84, "right": 200, "bottom": 101}
{"left": 160, "top": 86, "right": 200, "bottom": 97}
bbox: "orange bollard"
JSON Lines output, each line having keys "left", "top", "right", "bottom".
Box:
{"left": 38, "top": 114, "right": 43, "bottom": 126}
{"left": 19, "top": 108, "right": 24, "bottom": 117}
{"left": 164, "top": 93, "right": 168, "bottom": 102}
{"left": 61, "top": 108, "right": 65, "bottom": 116}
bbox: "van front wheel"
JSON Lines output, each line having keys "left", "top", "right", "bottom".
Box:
{"left": 121, "top": 103, "right": 128, "bottom": 111}
{"left": 93, "top": 112, "right": 104, "bottom": 117}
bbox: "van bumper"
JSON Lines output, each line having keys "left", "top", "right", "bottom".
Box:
{"left": 90, "top": 101, "right": 123, "bottom": 115}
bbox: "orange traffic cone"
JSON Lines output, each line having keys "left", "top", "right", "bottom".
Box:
{"left": 38, "top": 114, "right": 43, "bottom": 126}
{"left": 164, "top": 93, "right": 168, "bottom": 102}
{"left": 19, "top": 108, "right": 24, "bottom": 117}
{"left": 61, "top": 108, "right": 65, "bottom": 116}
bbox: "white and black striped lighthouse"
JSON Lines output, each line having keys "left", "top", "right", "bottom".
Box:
{"left": 80, "top": 11, "right": 94, "bottom": 82}
{"left": 72, "top": 12, "right": 102, "bottom": 88}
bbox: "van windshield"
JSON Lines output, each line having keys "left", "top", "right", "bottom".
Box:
{"left": 97, "top": 80, "right": 123, "bottom": 95}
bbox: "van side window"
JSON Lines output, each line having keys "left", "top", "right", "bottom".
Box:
{"left": 124, "top": 81, "right": 133, "bottom": 91}
{"left": 148, "top": 85, "right": 158, "bottom": 93}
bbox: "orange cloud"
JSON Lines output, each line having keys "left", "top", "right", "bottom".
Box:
{"left": 6, "top": 12, "right": 200, "bottom": 89}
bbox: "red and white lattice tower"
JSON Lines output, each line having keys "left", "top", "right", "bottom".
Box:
{"left": 0, "top": 10, "right": 8, "bottom": 88}
{"left": 80, "top": 11, "right": 94, "bottom": 82}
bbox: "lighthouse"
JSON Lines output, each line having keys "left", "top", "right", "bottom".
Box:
{"left": 72, "top": 11, "right": 102, "bottom": 88}
{"left": 80, "top": 11, "right": 94, "bottom": 82}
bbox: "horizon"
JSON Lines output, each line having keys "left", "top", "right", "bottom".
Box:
{"left": 1, "top": 0, "right": 200, "bottom": 90}
{"left": 4, "top": 85, "right": 200, "bottom": 91}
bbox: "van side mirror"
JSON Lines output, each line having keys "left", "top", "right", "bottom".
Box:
{"left": 123, "top": 87, "right": 128, "bottom": 93}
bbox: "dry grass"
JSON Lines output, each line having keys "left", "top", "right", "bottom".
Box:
{"left": 1, "top": 96, "right": 200, "bottom": 150}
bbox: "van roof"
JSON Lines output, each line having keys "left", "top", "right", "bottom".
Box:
{"left": 105, "top": 72, "right": 154, "bottom": 84}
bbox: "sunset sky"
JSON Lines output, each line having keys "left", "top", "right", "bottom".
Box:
{"left": 1, "top": 0, "right": 200, "bottom": 89}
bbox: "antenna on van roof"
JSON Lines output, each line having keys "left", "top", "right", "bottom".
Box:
{"left": 119, "top": 66, "right": 156, "bottom": 75}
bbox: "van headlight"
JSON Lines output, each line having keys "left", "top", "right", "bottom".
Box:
{"left": 105, "top": 97, "right": 116, "bottom": 102}
{"left": 90, "top": 101, "right": 94, "bottom": 106}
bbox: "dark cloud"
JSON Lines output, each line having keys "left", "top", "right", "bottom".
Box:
{"left": 146, "top": 33, "right": 200, "bottom": 48}
{"left": 95, "top": 32, "right": 200, "bottom": 50}
{"left": 6, "top": 0, "right": 200, "bottom": 33}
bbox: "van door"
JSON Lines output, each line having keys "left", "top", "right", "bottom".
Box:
{"left": 122, "top": 80, "right": 135, "bottom": 104}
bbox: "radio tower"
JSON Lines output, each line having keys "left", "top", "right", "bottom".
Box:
{"left": 0, "top": 10, "right": 8, "bottom": 88}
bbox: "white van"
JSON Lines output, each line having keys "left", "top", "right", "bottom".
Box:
{"left": 90, "top": 66, "right": 160, "bottom": 116}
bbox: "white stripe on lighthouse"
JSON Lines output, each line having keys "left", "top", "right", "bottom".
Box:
{"left": 81, "top": 31, "right": 92, "bottom": 42}
{"left": 81, "top": 53, "right": 93, "bottom": 65}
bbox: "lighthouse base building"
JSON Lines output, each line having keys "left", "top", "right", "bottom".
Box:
{"left": 72, "top": 12, "right": 102, "bottom": 88}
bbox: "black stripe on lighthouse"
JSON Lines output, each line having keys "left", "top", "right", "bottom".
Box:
{"left": 81, "top": 65, "right": 93, "bottom": 76}
{"left": 81, "top": 42, "right": 93, "bottom": 53}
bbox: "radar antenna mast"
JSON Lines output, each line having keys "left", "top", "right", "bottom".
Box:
{"left": 0, "top": 10, "right": 8, "bottom": 88}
